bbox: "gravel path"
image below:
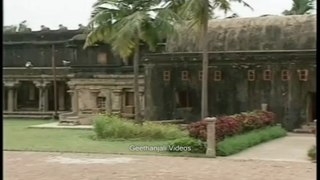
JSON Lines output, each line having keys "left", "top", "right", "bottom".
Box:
{"left": 4, "top": 151, "right": 316, "bottom": 180}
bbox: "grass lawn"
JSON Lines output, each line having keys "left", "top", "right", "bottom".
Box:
{"left": 4, "top": 120, "right": 203, "bottom": 157}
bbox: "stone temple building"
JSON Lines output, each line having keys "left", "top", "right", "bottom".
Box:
{"left": 3, "top": 15, "right": 316, "bottom": 130}
{"left": 143, "top": 15, "right": 316, "bottom": 131}
{"left": 3, "top": 29, "right": 152, "bottom": 123}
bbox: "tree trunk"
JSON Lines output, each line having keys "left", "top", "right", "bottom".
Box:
{"left": 200, "top": 0, "right": 209, "bottom": 119}
{"left": 133, "top": 37, "right": 142, "bottom": 123}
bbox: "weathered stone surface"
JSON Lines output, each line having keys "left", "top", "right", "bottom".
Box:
{"left": 167, "top": 15, "right": 316, "bottom": 52}
{"left": 143, "top": 50, "right": 316, "bottom": 130}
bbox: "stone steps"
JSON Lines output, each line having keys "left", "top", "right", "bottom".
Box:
{"left": 293, "top": 123, "right": 316, "bottom": 134}
{"left": 3, "top": 114, "right": 53, "bottom": 119}
{"left": 59, "top": 116, "right": 80, "bottom": 126}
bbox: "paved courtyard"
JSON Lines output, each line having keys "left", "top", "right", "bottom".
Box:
{"left": 4, "top": 151, "right": 316, "bottom": 180}
{"left": 228, "top": 133, "right": 316, "bottom": 162}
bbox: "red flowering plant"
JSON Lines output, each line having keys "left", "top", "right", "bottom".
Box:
{"left": 215, "top": 116, "right": 243, "bottom": 141}
{"left": 240, "top": 112, "right": 264, "bottom": 131}
{"left": 187, "top": 110, "right": 277, "bottom": 142}
{"left": 253, "top": 110, "right": 276, "bottom": 126}
{"left": 187, "top": 120, "right": 208, "bottom": 141}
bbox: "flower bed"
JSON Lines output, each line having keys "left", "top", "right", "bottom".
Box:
{"left": 187, "top": 110, "right": 276, "bottom": 142}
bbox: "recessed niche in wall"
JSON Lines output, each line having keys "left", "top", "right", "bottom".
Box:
{"left": 281, "top": 70, "right": 290, "bottom": 81}
{"left": 181, "top": 71, "right": 189, "bottom": 81}
{"left": 163, "top": 71, "right": 171, "bottom": 81}
{"left": 214, "top": 70, "right": 222, "bottom": 81}
{"left": 263, "top": 70, "right": 272, "bottom": 81}
{"left": 248, "top": 70, "right": 255, "bottom": 81}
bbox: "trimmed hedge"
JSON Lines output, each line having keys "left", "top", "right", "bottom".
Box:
{"left": 216, "top": 126, "right": 287, "bottom": 156}
{"left": 167, "top": 137, "right": 206, "bottom": 153}
{"left": 187, "top": 110, "right": 276, "bottom": 142}
{"left": 93, "top": 115, "right": 187, "bottom": 140}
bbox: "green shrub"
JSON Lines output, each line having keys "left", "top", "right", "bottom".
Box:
{"left": 167, "top": 137, "right": 206, "bottom": 153}
{"left": 217, "top": 126, "right": 287, "bottom": 156}
{"left": 308, "top": 145, "right": 316, "bottom": 161}
{"left": 93, "top": 115, "right": 187, "bottom": 140}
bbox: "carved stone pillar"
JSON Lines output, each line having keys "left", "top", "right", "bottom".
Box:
{"left": 4, "top": 81, "right": 20, "bottom": 112}
{"left": 89, "top": 89, "right": 100, "bottom": 110}
{"left": 68, "top": 89, "right": 79, "bottom": 113}
{"left": 112, "top": 90, "right": 122, "bottom": 115}
{"left": 58, "top": 84, "right": 65, "bottom": 111}
{"left": 34, "top": 81, "right": 51, "bottom": 111}
{"left": 139, "top": 91, "right": 145, "bottom": 116}
{"left": 105, "top": 89, "right": 112, "bottom": 114}
{"left": 7, "top": 87, "right": 15, "bottom": 112}
{"left": 14, "top": 89, "right": 18, "bottom": 110}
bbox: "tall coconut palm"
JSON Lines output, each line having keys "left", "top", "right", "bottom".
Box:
{"left": 178, "top": 0, "right": 252, "bottom": 119}
{"left": 84, "top": 0, "right": 180, "bottom": 123}
{"left": 282, "top": 0, "right": 315, "bottom": 15}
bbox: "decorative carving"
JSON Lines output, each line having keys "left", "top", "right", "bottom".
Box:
{"left": 4, "top": 81, "right": 20, "bottom": 88}
{"left": 40, "top": 25, "right": 50, "bottom": 31}
{"left": 33, "top": 81, "right": 51, "bottom": 88}
{"left": 58, "top": 24, "right": 68, "bottom": 30}
{"left": 78, "top": 24, "right": 87, "bottom": 30}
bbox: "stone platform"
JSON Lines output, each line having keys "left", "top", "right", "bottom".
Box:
{"left": 29, "top": 122, "right": 93, "bottom": 130}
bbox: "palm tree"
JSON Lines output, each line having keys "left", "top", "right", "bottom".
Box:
{"left": 178, "top": 0, "right": 252, "bottom": 119}
{"left": 282, "top": 0, "right": 315, "bottom": 15}
{"left": 84, "top": 0, "right": 180, "bottom": 123}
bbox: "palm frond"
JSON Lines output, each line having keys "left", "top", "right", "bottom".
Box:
{"left": 110, "top": 11, "right": 148, "bottom": 58}
{"left": 283, "top": 0, "right": 315, "bottom": 15}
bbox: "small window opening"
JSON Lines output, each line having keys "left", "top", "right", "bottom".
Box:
{"left": 248, "top": 70, "right": 255, "bottom": 81}
{"left": 163, "top": 71, "right": 171, "bottom": 81}
{"left": 263, "top": 70, "right": 272, "bottom": 81}
{"left": 214, "top": 71, "right": 222, "bottom": 81}
{"left": 181, "top": 71, "right": 189, "bottom": 81}
{"left": 281, "top": 70, "right": 290, "bottom": 81}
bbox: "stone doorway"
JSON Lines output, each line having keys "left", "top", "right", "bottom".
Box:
{"left": 17, "top": 81, "right": 39, "bottom": 111}
{"left": 306, "top": 92, "right": 316, "bottom": 123}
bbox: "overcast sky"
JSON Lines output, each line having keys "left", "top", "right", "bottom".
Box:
{"left": 3, "top": 0, "right": 315, "bottom": 30}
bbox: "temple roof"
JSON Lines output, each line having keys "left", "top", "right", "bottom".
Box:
{"left": 166, "top": 15, "right": 316, "bottom": 52}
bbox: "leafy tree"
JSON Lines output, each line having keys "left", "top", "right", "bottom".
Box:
{"left": 84, "top": 0, "right": 180, "bottom": 122}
